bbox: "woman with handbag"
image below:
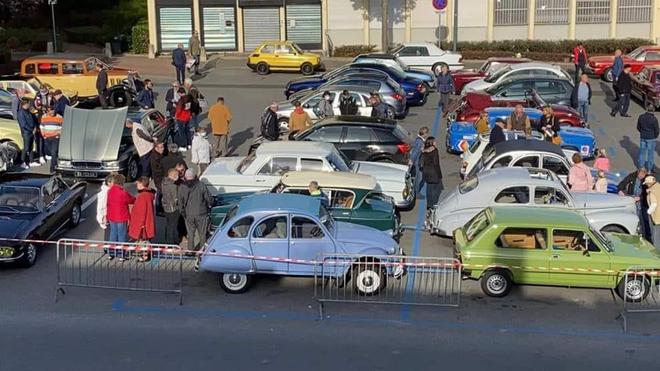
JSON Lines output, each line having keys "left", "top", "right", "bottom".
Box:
{"left": 128, "top": 177, "right": 156, "bottom": 262}
{"left": 537, "top": 106, "right": 561, "bottom": 144}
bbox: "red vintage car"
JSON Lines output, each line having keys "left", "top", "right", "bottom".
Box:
{"left": 631, "top": 66, "right": 660, "bottom": 111}
{"left": 448, "top": 89, "right": 585, "bottom": 127}
{"left": 450, "top": 57, "right": 532, "bottom": 94}
{"left": 587, "top": 46, "right": 660, "bottom": 82}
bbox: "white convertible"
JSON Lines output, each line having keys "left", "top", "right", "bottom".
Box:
{"left": 200, "top": 141, "right": 415, "bottom": 210}
{"left": 390, "top": 43, "right": 463, "bottom": 75}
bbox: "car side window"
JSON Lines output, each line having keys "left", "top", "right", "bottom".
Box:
{"left": 258, "top": 157, "right": 297, "bottom": 175}
{"left": 496, "top": 228, "right": 547, "bottom": 250}
{"left": 398, "top": 47, "right": 417, "bottom": 56}
{"left": 552, "top": 229, "right": 599, "bottom": 252}
{"left": 534, "top": 187, "right": 569, "bottom": 206}
{"left": 62, "top": 63, "right": 84, "bottom": 74}
{"left": 542, "top": 155, "right": 569, "bottom": 176}
{"left": 252, "top": 216, "right": 287, "bottom": 239}
{"left": 291, "top": 216, "right": 325, "bottom": 239}
{"left": 494, "top": 186, "right": 529, "bottom": 204}
{"left": 491, "top": 155, "right": 512, "bottom": 169}
{"left": 227, "top": 216, "right": 254, "bottom": 238}
{"left": 260, "top": 45, "right": 275, "bottom": 54}
{"left": 350, "top": 92, "right": 363, "bottom": 107}
{"left": 304, "top": 126, "right": 343, "bottom": 141}
{"left": 24, "top": 64, "right": 36, "bottom": 74}
{"left": 636, "top": 51, "right": 647, "bottom": 61}
{"left": 329, "top": 190, "right": 355, "bottom": 209}
{"left": 37, "top": 63, "right": 59, "bottom": 75}
{"left": 300, "top": 158, "right": 324, "bottom": 171}
{"left": 512, "top": 155, "right": 540, "bottom": 168}
{"left": 42, "top": 178, "right": 66, "bottom": 205}
{"left": 345, "top": 127, "right": 376, "bottom": 143}
{"left": 645, "top": 52, "right": 660, "bottom": 61}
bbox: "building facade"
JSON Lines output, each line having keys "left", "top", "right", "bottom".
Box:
{"left": 146, "top": 0, "right": 660, "bottom": 56}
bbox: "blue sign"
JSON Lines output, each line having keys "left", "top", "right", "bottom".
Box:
{"left": 433, "top": 0, "right": 448, "bottom": 11}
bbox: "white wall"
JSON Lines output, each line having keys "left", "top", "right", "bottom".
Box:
{"left": 617, "top": 23, "right": 651, "bottom": 39}
{"left": 493, "top": 25, "right": 528, "bottom": 40}
{"left": 326, "top": 0, "right": 365, "bottom": 47}
{"left": 534, "top": 25, "right": 569, "bottom": 40}
{"left": 574, "top": 24, "right": 609, "bottom": 40}
{"left": 368, "top": 0, "right": 406, "bottom": 49}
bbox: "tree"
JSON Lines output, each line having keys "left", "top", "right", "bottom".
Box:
{"left": 348, "top": 0, "right": 416, "bottom": 51}
{"left": 0, "top": 0, "right": 44, "bottom": 24}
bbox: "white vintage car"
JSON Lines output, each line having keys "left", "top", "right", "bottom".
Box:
{"left": 200, "top": 141, "right": 415, "bottom": 210}
{"left": 429, "top": 167, "right": 638, "bottom": 237}
{"left": 390, "top": 43, "right": 463, "bottom": 75}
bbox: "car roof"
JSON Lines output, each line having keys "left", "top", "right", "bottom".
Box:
{"left": 477, "top": 167, "right": 559, "bottom": 188}
{"left": 257, "top": 141, "right": 335, "bottom": 156}
{"left": 488, "top": 205, "right": 587, "bottom": 228}
{"left": 508, "top": 62, "right": 561, "bottom": 70}
{"left": 488, "top": 139, "right": 565, "bottom": 157}
{"left": 639, "top": 45, "right": 660, "bottom": 50}
{"left": 322, "top": 84, "right": 381, "bottom": 92}
{"left": 316, "top": 115, "right": 397, "bottom": 126}
{"left": 355, "top": 54, "right": 396, "bottom": 60}
{"left": 281, "top": 171, "right": 377, "bottom": 190}
{"left": 487, "top": 57, "right": 532, "bottom": 63}
{"left": 501, "top": 75, "right": 569, "bottom": 82}
{"left": 238, "top": 193, "right": 320, "bottom": 215}
{"left": 259, "top": 40, "right": 292, "bottom": 46}
{"left": 0, "top": 173, "right": 52, "bottom": 188}
{"left": 24, "top": 54, "right": 98, "bottom": 62}
{"left": 0, "top": 74, "right": 33, "bottom": 81}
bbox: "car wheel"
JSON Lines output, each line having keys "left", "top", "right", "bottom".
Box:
{"left": 601, "top": 225, "right": 627, "bottom": 234}
{"left": 480, "top": 270, "right": 512, "bottom": 297}
{"left": 644, "top": 96, "right": 656, "bottom": 112}
{"left": 3, "top": 141, "right": 21, "bottom": 164}
{"left": 256, "top": 62, "right": 270, "bottom": 75}
{"left": 68, "top": 202, "right": 82, "bottom": 228}
{"left": 300, "top": 63, "right": 314, "bottom": 75}
{"left": 617, "top": 275, "right": 650, "bottom": 303}
{"left": 110, "top": 90, "right": 132, "bottom": 107}
{"left": 17, "top": 243, "right": 38, "bottom": 268}
{"left": 603, "top": 68, "right": 613, "bottom": 83}
{"left": 219, "top": 273, "right": 252, "bottom": 294}
{"left": 353, "top": 261, "right": 386, "bottom": 296}
{"left": 126, "top": 156, "right": 139, "bottom": 182}
{"left": 433, "top": 62, "right": 448, "bottom": 76}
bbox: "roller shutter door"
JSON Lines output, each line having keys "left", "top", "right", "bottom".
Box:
{"left": 202, "top": 7, "right": 237, "bottom": 51}
{"left": 158, "top": 7, "right": 193, "bottom": 51}
{"left": 243, "top": 7, "right": 281, "bottom": 51}
{"left": 285, "top": 4, "right": 322, "bottom": 50}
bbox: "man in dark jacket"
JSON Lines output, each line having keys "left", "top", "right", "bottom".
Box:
{"left": 488, "top": 118, "right": 506, "bottom": 148}
{"left": 572, "top": 43, "right": 588, "bottom": 82}
{"left": 370, "top": 94, "right": 390, "bottom": 119}
{"left": 150, "top": 141, "right": 166, "bottom": 212}
{"left": 172, "top": 43, "right": 187, "bottom": 85}
{"left": 637, "top": 107, "right": 660, "bottom": 171}
{"left": 612, "top": 49, "right": 624, "bottom": 99}
{"left": 52, "top": 90, "right": 69, "bottom": 116}
{"left": 611, "top": 64, "right": 632, "bottom": 117}
{"left": 618, "top": 168, "right": 651, "bottom": 240}
{"left": 409, "top": 126, "right": 428, "bottom": 194}
{"left": 436, "top": 65, "right": 454, "bottom": 114}
{"left": 570, "top": 74, "right": 592, "bottom": 123}
{"left": 161, "top": 143, "right": 187, "bottom": 175}
{"left": 17, "top": 99, "right": 37, "bottom": 169}
{"left": 178, "top": 168, "right": 213, "bottom": 252}
{"left": 338, "top": 90, "right": 358, "bottom": 115}
{"left": 261, "top": 103, "right": 280, "bottom": 141}
{"left": 162, "top": 168, "right": 181, "bottom": 245}
{"left": 95, "top": 64, "right": 109, "bottom": 109}
{"left": 165, "top": 81, "right": 179, "bottom": 118}
{"left": 137, "top": 79, "right": 155, "bottom": 109}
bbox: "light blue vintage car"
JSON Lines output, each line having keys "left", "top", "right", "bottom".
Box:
{"left": 199, "top": 193, "right": 400, "bottom": 295}
{"left": 446, "top": 107, "right": 597, "bottom": 158}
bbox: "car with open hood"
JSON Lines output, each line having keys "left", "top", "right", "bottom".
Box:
{"left": 450, "top": 57, "right": 532, "bottom": 94}
{"left": 0, "top": 174, "right": 86, "bottom": 268}
{"left": 56, "top": 106, "right": 173, "bottom": 181}
{"left": 453, "top": 206, "right": 660, "bottom": 301}
{"left": 0, "top": 74, "right": 78, "bottom": 105}
{"left": 430, "top": 167, "right": 638, "bottom": 237}
{"left": 199, "top": 193, "right": 400, "bottom": 294}
{"left": 200, "top": 141, "right": 415, "bottom": 210}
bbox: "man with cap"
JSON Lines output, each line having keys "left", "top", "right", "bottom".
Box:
{"left": 177, "top": 168, "right": 213, "bottom": 253}
{"left": 645, "top": 175, "right": 660, "bottom": 247}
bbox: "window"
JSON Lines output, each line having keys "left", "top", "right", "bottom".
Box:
{"left": 261, "top": 44, "right": 275, "bottom": 54}
{"left": 373, "top": 128, "right": 398, "bottom": 142}
{"left": 258, "top": 157, "right": 297, "bottom": 175}
{"left": 228, "top": 216, "right": 254, "bottom": 238}
{"left": 496, "top": 228, "right": 547, "bottom": 250}
{"left": 552, "top": 229, "right": 600, "bottom": 252}
{"left": 535, "top": 0, "right": 569, "bottom": 24}
{"left": 62, "top": 63, "right": 84, "bottom": 74}
{"left": 465, "top": 210, "right": 491, "bottom": 241}
{"left": 497, "top": 81, "right": 530, "bottom": 98}
{"left": 24, "top": 64, "right": 36, "bottom": 74}
{"left": 304, "top": 126, "right": 343, "bottom": 142}
{"left": 534, "top": 81, "right": 567, "bottom": 96}
{"left": 237, "top": 152, "right": 256, "bottom": 174}
{"left": 576, "top": 0, "right": 610, "bottom": 23}
{"left": 542, "top": 156, "right": 569, "bottom": 176}
{"left": 399, "top": 46, "right": 429, "bottom": 57}
{"left": 491, "top": 155, "right": 513, "bottom": 169}
{"left": 494, "top": 0, "right": 528, "bottom": 26}
{"left": 253, "top": 216, "right": 287, "bottom": 239}
{"left": 494, "top": 186, "right": 530, "bottom": 204}
{"left": 645, "top": 52, "right": 660, "bottom": 61}
{"left": 275, "top": 45, "right": 294, "bottom": 54}
{"left": 513, "top": 155, "right": 540, "bottom": 168}
{"left": 459, "top": 176, "right": 479, "bottom": 194}
{"left": 329, "top": 190, "right": 355, "bottom": 209}
{"left": 37, "top": 63, "right": 59, "bottom": 75}
{"left": 618, "top": 0, "right": 651, "bottom": 22}
{"left": 42, "top": 178, "right": 65, "bottom": 205}
{"left": 301, "top": 158, "right": 324, "bottom": 171}
{"left": 291, "top": 216, "right": 324, "bottom": 239}
{"left": 534, "top": 187, "right": 569, "bottom": 205}
{"left": 345, "top": 127, "right": 376, "bottom": 143}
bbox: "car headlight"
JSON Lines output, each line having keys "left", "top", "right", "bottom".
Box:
{"left": 0, "top": 247, "right": 14, "bottom": 258}
{"left": 58, "top": 160, "right": 72, "bottom": 168}
{"left": 102, "top": 160, "right": 120, "bottom": 168}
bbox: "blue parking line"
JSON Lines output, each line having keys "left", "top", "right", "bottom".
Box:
{"left": 598, "top": 127, "right": 606, "bottom": 136}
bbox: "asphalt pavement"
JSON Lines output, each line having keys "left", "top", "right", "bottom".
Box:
{"left": 1, "top": 59, "right": 659, "bottom": 371}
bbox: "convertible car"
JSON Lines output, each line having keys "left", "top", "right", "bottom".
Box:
{"left": 0, "top": 174, "right": 86, "bottom": 268}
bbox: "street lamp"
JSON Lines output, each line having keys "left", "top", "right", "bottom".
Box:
{"left": 48, "top": 0, "right": 57, "bottom": 53}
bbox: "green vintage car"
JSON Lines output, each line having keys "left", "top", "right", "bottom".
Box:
{"left": 210, "top": 171, "right": 401, "bottom": 239}
{"left": 453, "top": 206, "right": 660, "bottom": 302}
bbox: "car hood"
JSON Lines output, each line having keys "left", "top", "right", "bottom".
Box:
{"left": 572, "top": 192, "right": 635, "bottom": 210}
{"left": 551, "top": 104, "right": 580, "bottom": 117}
{"left": 559, "top": 126, "right": 594, "bottom": 138}
{"left": 404, "top": 68, "right": 434, "bottom": 81}
{"left": 588, "top": 55, "right": 615, "bottom": 64}
{"left": 0, "top": 215, "right": 31, "bottom": 240}
{"left": 201, "top": 157, "right": 244, "bottom": 179}
{"left": 607, "top": 233, "right": 660, "bottom": 260}
{"left": 335, "top": 221, "right": 397, "bottom": 253}
{"left": 59, "top": 106, "right": 128, "bottom": 161}
{"left": 277, "top": 101, "right": 294, "bottom": 112}
{"left": 465, "top": 92, "right": 494, "bottom": 110}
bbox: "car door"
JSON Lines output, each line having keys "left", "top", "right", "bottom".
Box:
{"left": 274, "top": 44, "right": 299, "bottom": 69}
{"left": 542, "top": 154, "right": 570, "bottom": 183}
{"left": 548, "top": 228, "right": 612, "bottom": 287}
{"left": 250, "top": 214, "right": 290, "bottom": 272}
{"left": 510, "top": 154, "right": 540, "bottom": 169}
{"left": 357, "top": 93, "right": 372, "bottom": 116}
{"left": 341, "top": 126, "right": 377, "bottom": 161}
{"left": 493, "top": 81, "right": 529, "bottom": 100}
{"left": 327, "top": 189, "right": 355, "bottom": 223}
{"left": 288, "top": 215, "right": 335, "bottom": 275}
{"left": 493, "top": 227, "right": 549, "bottom": 284}
{"left": 254, "top": 157, "right": 298, "bottom": 189}
{"left": 299, "top": 125, "right": 343, "bottom": 145}
{"left": 41, "top": 178, "right": 69, "bottom": 238}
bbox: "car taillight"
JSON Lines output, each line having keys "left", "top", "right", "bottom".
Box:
{"left": 397, "top": 143, "right": 410, "bottom": 153}
{"left": 458, "top": 115, "right": 466, "bottom": 121}
{"left": 392, "top": 93, "right": 404, "bottom": 101}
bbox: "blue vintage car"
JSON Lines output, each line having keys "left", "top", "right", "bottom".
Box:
{"left": 199, "top": 193, "right": 400, "bottom": 295}
{"left": 446, "top": 107, "right": 596, "bottom": 158}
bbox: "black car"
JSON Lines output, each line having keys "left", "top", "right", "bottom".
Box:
{"left": 483, "top": 76, "right": 574, "bottom": 106}
{"left": 293, "top": 116, "right": 411, "bottom": 164}
{"left": 0, "top": 174, "right": 86, "bottom": 268}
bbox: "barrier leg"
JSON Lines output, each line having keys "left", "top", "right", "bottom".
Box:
{"left": 318, "top": 301, "right": 324, "bottom": 321}
{"left": 54, "top": 287, "right": 66, "bottom": 304}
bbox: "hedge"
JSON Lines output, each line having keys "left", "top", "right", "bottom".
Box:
{"left": 332, "top": 44, "right": 377, "bottom": 58}
{"left": 131, "top": 23, "right": 149, "bottom": 54}
{"left": 64, "top": 26, "right": 108, "bottom": 46}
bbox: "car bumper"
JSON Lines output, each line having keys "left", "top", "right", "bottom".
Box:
{"left": 57, "top": 167, "right": 124, "bottom": 181}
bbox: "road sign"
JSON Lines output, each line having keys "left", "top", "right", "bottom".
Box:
{"left": 433, "top": 0, "right": 448, "bottom": 11}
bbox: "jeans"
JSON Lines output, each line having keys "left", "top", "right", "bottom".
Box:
{"left": 188, "top": 114, "right": 199, "bottom": 145}
{"left": 164, "top": 211, "right": 181, "bottom": 245}
{"left": 190, "top": 54, "right": 200, "bottom": 74}
{"left": 184, "top": 215, "right": 209, "bottom": 251}
{"left": 577, "top": 101, "right": 589, "bottom": 122}
{"left": 45, "top": 138, "right": 59, "bottom": 173}
{"left": 35, "top": 131, "right": 44, "bottom": 158}
{"left": 639, "top": 138, "right": 656, "bottom": 171}
{"left": 174, "top": 120, "right": 189, "bottom": 149}
{"left": 412, "top": 165, "right": 425, "bottom": 196}
{"left": 653, "top": 223, "right": 660, "bottom": 249}
{"left": 107, "top": 222, "right": 128, "bottom": 258}
{"left": 613, "top": 93, "right": 630, "bottom": 115}
{"left": 425, "top": 182, "right": 443, "bottom": 210}
{"left": 437, "top": 92, "right": 450, "bottom": 113}
{"left": 139, "top": 152, "right": 151, "bottom": 178}
{"left": 639, "top": 207, "right": 652, "bottom": 242}
{"left": 21, "top": 132, "right": 34, "bottom": 166}
{"left": 175, "top": 66, "right": 185, "bottom": 85}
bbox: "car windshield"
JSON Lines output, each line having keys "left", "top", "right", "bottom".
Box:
{"left": 464, "top": 209, "right": 491, "bottom": 242}
{"left": 328, "top": 150, "right": 352, "bottom": 171}
{"left": 459, "top": 176, "right": 479, "bottom": 194}
{"left": 237, "top": 153, "right": 256, "bottom": 174}
{"left": 484, "top": 65, "right": 510, "bottom": 83}
{"left": 479, "top": 61, "right": 492, "bottom": 74}
{"left": 394, "top": 56, "right": 409, "bottom": 69}
{"left": 468, "top": 139, "right": 482, "bottom": 154}
{"left": 591, "top": 226, "right": 613, "bottom": 252}
{"left": 291, "top": 42, "right": 303, "bottom": 54}
{"left": 390, "top": 45, "right": 404, "bottom": 55}
{"left": 627, "top": 47, "right": 644, "bottom": 60}
{"left": 319, "top": 206, "right": 335, "bottom": 236}
{"left": 0, "top": 186, "right": 40, "bottom": 213}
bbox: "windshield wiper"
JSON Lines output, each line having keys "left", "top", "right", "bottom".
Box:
{"left": 0, "top": 205, "right": 20, "bottom": 213}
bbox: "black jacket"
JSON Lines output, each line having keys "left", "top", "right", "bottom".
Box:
{"left": 537, "top": 115, "right": 561, "bottom": 141}
{"left": 616, "top": 72, "right": 632, "bottom": 94}
{"left": 637, "top": 112, "right": 659, "bottom": 139}
{"left": 489, "top": 125, "right": 505, "bottom": 147}
{"left": 617, "top": 172, "right": 649, "bottom": 208}
{"left": 421, "top": 147, "right": 443, "bottom": 184}
{"left": 261, "top": 109, "right": 279, "bottom": 140}
{"left": 570, "top": 82, "right": 592, "bottom": 108}
{"left": 172, "top": 48, "right": 186, "bottom": 68}
{"left": 161, "top": 152, "right": 186, "bottom": 175}
{"left": 96, "top": 69, "right": 108, "bottom": 92}
{"left": 150, "top": 150, "right": 165, "bottom": 189}
{"left": 177, "top": 179, "right": 213, "bottom": 217}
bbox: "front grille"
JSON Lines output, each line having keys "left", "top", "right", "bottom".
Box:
{"left": 72, "top": 161, "right": 103, "bottom": 170}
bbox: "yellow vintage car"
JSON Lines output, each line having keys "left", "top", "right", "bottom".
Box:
{"left": 0, "top": 117, "right": 23, "bottom": 161}
{"left": 247, "top": 41, "right": 323, "bottom": 76}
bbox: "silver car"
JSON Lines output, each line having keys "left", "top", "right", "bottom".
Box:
{"left": 429, "top": 167, "right": 638, "bottom": 237}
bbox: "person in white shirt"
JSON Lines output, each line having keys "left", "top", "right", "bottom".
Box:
{"left": 96, "top": 174, "right": 114, "bottom": 239}
{"left": 191, "top": 126, "right": 211, "bottom": 174}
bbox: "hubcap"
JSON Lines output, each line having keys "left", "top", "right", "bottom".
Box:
{"left": 356, "top": 269, "right": 380, "bottom": 294}
{"left": 224, "top": 274, "right": 246, "bottom": 291}
{"left": 487, "top": 274, "right": 506, "bottom": 294}
{"left": 626, "top": 279, "right": 644, "bottom": 300}
{"left": 72, "top": 205, "right": 80, "bottom": 224}
{"left": 26, "top": 244, "right": 36, "bottom": 264}
{"left": 129, "top": 160, "right": 138, "bottom": 179}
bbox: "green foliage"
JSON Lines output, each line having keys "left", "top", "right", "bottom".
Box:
{"left": 131, "top": 23, "right": 149, "bottom": 54}
{"left": 0, "top": 27, "right": 50, "bottom": 51}
{"left": 64, "top": 26, "right": 107, "bottom": 45}
{"left": 457, "top": 38, "right": 652, "bottom": 56}
{"left": 103, "top": 0, "right": 148, "bottom": 36}
{"left": 333, "top": 45, "right": 377, "bottom": 58}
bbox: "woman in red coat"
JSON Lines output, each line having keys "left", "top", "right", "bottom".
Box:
{"left": 129, "top": 177, "right": 156, "bottom": 262}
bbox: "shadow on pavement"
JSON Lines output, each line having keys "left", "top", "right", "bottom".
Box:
{"left": 620, "top": 135, "right": 639, "bottom": 166}
{"left": 228, "top": 127, "right": 254, "bottom": 156}
{"left": 599, "top": 81, "right": 616, "bottom": 110}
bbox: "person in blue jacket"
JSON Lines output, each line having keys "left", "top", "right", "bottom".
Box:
{"left": 16, "top": 99, "right": 37, "bottom": 169}
{"left": 409, "top": 126, "right": 429, "bottom": 194}
{"left": 436, "top": 65, "right": 454, "bottom": 115}
{"left": 172, "top": 43, "right": 187, "bottom": 85}
{"left": 612, "top": 49, "right": 624, "bottom": 100}
{"left": 137, "top": 79, "right": 155, "bottom": 109}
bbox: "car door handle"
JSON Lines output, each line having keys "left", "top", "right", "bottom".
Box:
{"left": 256, "top": 179, "right": 266, "bottom": 183}
{"left": 552, "top": 254, "right": 560, "bottom": 259}
{"left": 290, "top": 241, "right": 296, "bottom": 246}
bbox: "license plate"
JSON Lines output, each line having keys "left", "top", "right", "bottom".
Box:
{"left": 580, "top": 145, "right": 590, "bottom": 155}
{"left": 75, "top": 171, "right": 97, "bottom": 178}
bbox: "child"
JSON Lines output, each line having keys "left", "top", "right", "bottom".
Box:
{"left": 593, "top": 148, "right": 610, "bottom": 172}
{"left": 594, "top": 170, "right": 608, "bottom": 193}
{"left": 128, "top": 177, "right": 156, "bottom": 262}
{"left": 191, "top": 126, "right": 211, "bottom": 175}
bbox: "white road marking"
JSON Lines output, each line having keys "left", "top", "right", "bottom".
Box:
{"left": 81, "top": 194, "right": 98, "bottom": 212}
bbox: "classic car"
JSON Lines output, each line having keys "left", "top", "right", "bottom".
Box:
{"left": 0, "top": 117, "right": 23, "bottom": 164}
{"left": 247, "top": 41, "right": 323, "bottom": 76}
{"left": 479, "top": 76, "right": 574, "bottom": 107}
{"left": 461, "top": 62, "right": 572, "bottom": 95}
{"left": 448, "top": 89, "right": 584, "bottom": 128}
{"left": 209, "top": 171, "right": 401, "bottom": 238}
{"left": 454, "top": 206, "right": 660, "bottom": 301}
{"left": 587, "top": 45, "right": 660, "bottom": 82}
{"left": 0, "top": 75, "right": 78, "bottom": 104}
{"left": 446, "top": 107, "right": 596, "bottom": 158}
{"left": 20, "top": 55, "right": 135, "bottom": 102}
{"left": 199, "top": 193, "right": 400, "bottom": 294}
{"left": 631, "top": 66, "right": 660, "bottom": 111}
{"left": 463, "top": 139, "right": 622, "bottom": 193}
{"left": 0, "top": 173, "right": 86, "bottom": 268}
{"left": 389, "top": 43, "right": 464, "bottom": 74}
{"left": 430, "top": 167, "right": 638, "bottom": 237}
{"left": 450, "top": 57, "right": 532, "bottom": 94}
{"left": 57, "top": 106, "right": 173, "bottom": 181}
{"left": 352, "top": 54, "right": 436, "bottom": 90}
{"left": 200, "top": 141, "right": 415, "bottom": 210}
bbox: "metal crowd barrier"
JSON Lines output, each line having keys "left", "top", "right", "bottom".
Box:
{"left": 619, "top": 266, "right": 660, "bottom": 332}
{"left": 55, "top": 239, "right": 184, "bottom": 305}
{"left": 314, "top": 254, "right": 461, "bottom": 319}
